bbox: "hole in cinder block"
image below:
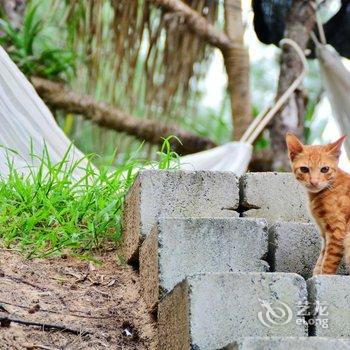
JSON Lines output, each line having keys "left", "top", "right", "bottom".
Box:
{"left": 238, "top": 177, "right": 261, "bottom": 216}
{"left": 235, "top": 203, "right": 261, "bottom": 217}
{"left": 267, "top": 228, "right": 276, "bottom": 272}
{"left": 306, "top": 315, "right": 316, "bottom": 336}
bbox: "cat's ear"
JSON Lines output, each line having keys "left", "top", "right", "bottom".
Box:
{"left": 286, "top": 132, "right": 304, "bottom": 161}
{"left": 325, "top": 135, "right": 346, "bottom": 158}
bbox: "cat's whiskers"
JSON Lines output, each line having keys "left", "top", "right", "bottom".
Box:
{"left": 326, "top": 183, "right": 334, "bottom": 191}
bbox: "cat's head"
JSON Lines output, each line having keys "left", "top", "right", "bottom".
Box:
{"left": 285, "top": 133, "right": 346, "bottom": 193}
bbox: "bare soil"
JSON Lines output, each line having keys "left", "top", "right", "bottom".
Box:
{"left": 0, "top": 249, "right": 156, "bottom": 350}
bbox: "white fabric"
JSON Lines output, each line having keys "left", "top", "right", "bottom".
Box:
{"left": 180, "top": 142, "right": 253, "bottom": 175}
{"left": 317, "top": 45, "right": 350, "bottom": 155}
{"left": 0, "top": 46, "right": 86, "bottom": 177}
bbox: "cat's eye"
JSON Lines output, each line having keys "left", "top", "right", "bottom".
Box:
{"left": 321, "top": 166, "right": 329, "bottom": 173}
{"left": 300, "top": 166, "right": 309, "bottom": 173}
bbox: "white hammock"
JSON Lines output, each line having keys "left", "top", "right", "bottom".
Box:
{"left": 0, "top": 46, "right": 86, "bottom": 177}
{"left": 180, "top": 141, "right": 252, "bottom": 173}
{"left": 317, "top": 44, "right": 350, "bottom": 155}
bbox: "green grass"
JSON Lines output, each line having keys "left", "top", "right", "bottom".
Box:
{"left": 0, "top": 4, "right": 75, "bottom": 80}
{"left": 0, "top": 138, "right": 179, "bottom": 259}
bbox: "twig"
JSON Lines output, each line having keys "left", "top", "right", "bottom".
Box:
{"left": 72, "top": 268, "right": 90, "bottom": 284}
{"left": 1, "top": 272, "right": 68, "bottom": 307}
{"left": 0, "top": 300, "right": 112, "bottom": 320}
{"left": 2, "top": 273, "right": 46, "bottom": 292}
{"left": 0, "top": 312, "right": 91, "bottom": 336}
{"left": 24, "top": 345, "right": 59, "bottom": 350}
{"left": 0, "top": 303, "right": 9, "bottom": 313}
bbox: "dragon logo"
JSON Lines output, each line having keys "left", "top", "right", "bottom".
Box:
{"left": 258, "top": 298, "right": 293, "bottom": 328}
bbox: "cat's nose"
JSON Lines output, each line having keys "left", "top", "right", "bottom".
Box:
{"left": 310, "top": 180, "right": 319, "bottom": 187}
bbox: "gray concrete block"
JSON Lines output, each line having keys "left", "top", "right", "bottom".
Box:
{"left": 222, "top": 337, "right": 350, "bottom": 350}
{"left": 307, "top": 276, "right": 350, "bottom": 337}
{"left": 240, "top": 172, "right": 311, "bottom": 225}
{"left": 140, "top": 218, "right": 269, "bottom": 310}
{"left": 269, "top": 222, "right": 347, "bottom": 279}
{"left": 122, "top": 170, "right": 239, "bottom": 262}
{"left": 158, "top": 272, "right": 308, "bottom": 350}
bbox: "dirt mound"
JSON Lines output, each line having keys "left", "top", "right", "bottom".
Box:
{"left": 0, "top": 249, "right": 156, "bottom": 349}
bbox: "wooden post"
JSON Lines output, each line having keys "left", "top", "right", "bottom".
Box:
{"left": 223, "top": 0, "right": 252, "bottom": 140}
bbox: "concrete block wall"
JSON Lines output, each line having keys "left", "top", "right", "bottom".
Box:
{"left": 140, "top": 217, "right": 269, "bottom": 310}
{"left": 223, "top": 337, "right": 350, "bottom": 350}
{"left": 122, "top": 171, "right": 350, "bottom": 350}
{"left": 122, "top": 170, "right": 239, "bottom": 262}
{"left": 307, "top": 276, "right": 350, "bottom": 337}
{"left": 158, "top": 273, "right": 308, "bottom": 350}
{"left": 240, "top": 172, "right": 311, "bottom": 224}
{"left": 269, "top": 222, "right": 347, "bottom": 278}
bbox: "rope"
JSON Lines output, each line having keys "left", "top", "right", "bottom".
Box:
{"left": 240, "top": 38, "right": 308, "bottom": 144}
{"left": 310, "top": 31, "right": 321, "bottom": 47}
{"left": 315, "top": 3, "right": 327, "bottom": 45}
{"left": 309, "top": 7, "right": 326, "bottom": 48}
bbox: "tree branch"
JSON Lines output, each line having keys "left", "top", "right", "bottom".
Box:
{"left": 31, "top": 77, "right": 216, "bottom": 155}
{"left": 148, "top": 0, "right": 238, "bottom": 51}
{"left": 0, "top": 311, "right": 90, "bottom": 336}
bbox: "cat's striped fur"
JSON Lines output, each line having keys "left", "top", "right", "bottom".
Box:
{"left": 286, "top": 133, "right": 350, "bottom": 275}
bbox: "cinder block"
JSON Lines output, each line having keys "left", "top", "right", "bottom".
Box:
{"left": 158, "top": 272, "right": 308, "bottom": 350}
{"left": 240, "top": 172, "right": 311, "bottom": 225}
{"left": 222, "top": 337, "right": 350, "bottom": 350}
{"left": 122, "top": 170, "right": 239, "bottom": 262}
{"left": 140, "top": 218, "right": 269, "bottom": 310}
{"left": 269, "top": 222, "right": 347, "bottom": 279}
{"left": 307, "top": 276, "right": 350, "bottom": 337}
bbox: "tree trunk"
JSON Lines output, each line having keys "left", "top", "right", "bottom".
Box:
{"left": 0, "top": 0, "right": 26, "bottom": 29}
{"left": 31, "top": 77, "right": 217, "bottom": 155}
{"left": 222, "top": 0, "right": 252, "bottom": 140}
{"left": 148, "top": 0, "right": 237, "bottom": 51}
{"left": 270, "top": 0, "right": 316, "bottom": 170}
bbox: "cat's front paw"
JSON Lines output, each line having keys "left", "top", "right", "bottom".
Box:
{"left": 312, "top": 266, "right": 322, "bottom": 276}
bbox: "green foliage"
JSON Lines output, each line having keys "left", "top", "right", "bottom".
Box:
{"left": 0, "top": 140, "right": 179, "bottom": 259}
{"left": 304, "top": 98, "right": 318, "bottom": 143}
{"left": 251, "top": 105, "right": 270, "bottom": 152}
{"left": 157, "top": 136, "right": 181, "bottom": 170}
{"left": 0, "top": 5, "right": 75, "bottom": 80}
{"left": 182, "top": 99, "right": 232, "bottom": 145}
{"left": 254, "top": 136, "right": 270, "bottom": 152}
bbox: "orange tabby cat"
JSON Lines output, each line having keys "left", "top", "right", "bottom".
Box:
{"left": 286, "top": 132, "right": 350, "bottom": 275}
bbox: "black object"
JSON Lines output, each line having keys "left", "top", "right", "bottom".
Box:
{"left": 252, "top": 0, "right": 292, "bottom": 45}
{"left": 252, "top": 0, "right": 350, "bottom": 58}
